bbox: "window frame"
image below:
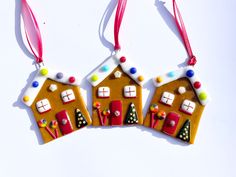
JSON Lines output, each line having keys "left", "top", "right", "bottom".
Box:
{"left": 180, "top": 99, "right": 196, "bottom": 115}
{"left": 123, "top": 85, "right": 137, "bottom": 98}
{"left": 61, "top": 89, "right": 76, "bottom": 104}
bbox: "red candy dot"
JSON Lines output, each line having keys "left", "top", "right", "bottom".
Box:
{"left": 194, "top": 81, "right": 201, "bottom": 89}
{"left": 69, "top": 76, "right": 76, "bottom": 83}
{"left": 120, "top": 57, "right": 126, "bottom": 63}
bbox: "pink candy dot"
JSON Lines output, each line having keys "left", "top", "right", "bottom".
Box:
{"left": 194, "top": 81, "right": 201, "bottom": 89}
{"left": 69, "top": 76, "right": 75, "bottom": 83}
{"left": 120, "top": 57, "right": 126, "bottom": 63}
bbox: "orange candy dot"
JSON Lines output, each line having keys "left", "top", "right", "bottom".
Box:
{"left": 156, "top": 76, "right": 163, "bottom": 83}
{"left": 138, "top": 76, "right": 144, "bottom": 82}
{"left": 23, "top": 96, "right": 30, "bottom": 102}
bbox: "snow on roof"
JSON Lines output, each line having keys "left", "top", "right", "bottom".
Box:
{"left": 22, "top": 67, "right": 80, "bottom": 107}
{"left": 87, "top": 52, "right": 145, "bottom": 87}
{"left": 153, "top": 66, "right": 209, "bottom": 106}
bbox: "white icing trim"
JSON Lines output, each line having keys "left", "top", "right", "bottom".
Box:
{"left": 87, "top": 52, "right": 144, "bottom": 87}
{"left": 22, "top": 67, "right": 80, "bottom": 107}
{"left": 152, "top": 66, "right": 209, "bottom": 106}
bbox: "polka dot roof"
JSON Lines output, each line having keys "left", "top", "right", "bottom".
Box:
{"left": 22, "top": 67, "right": 80, "bottom": 107}
{"left": 153, "top": 66, "right": 209, "bottom": 106}
{"left": 87, "top": 52, "right": 145, "bottom": 87}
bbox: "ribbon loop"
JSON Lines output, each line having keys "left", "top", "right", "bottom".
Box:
{"left": 188, "top": 56, "right": 197, "bottom": 66}
{"left": 21, "top": 0, "right": 43, "bottom": 63}
{"left": 173, "top": 0, "right": 197, "bottom": 66}
{"left": 114, "top": 0, "right": 127, "bottom": 51}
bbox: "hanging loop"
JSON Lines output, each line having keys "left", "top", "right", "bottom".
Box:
{"left": 173, "top": 0, "right": 197, "bottom": 66}
{"left": 114, "top": 0, "right": 127, "bottom": 51}
{"left": 21, "top": 0, "right": 43, "bottom": 64}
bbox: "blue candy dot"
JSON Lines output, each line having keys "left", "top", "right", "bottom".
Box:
{"left": 32, "top": 81, "right": 39, "bottom": 88}
{"left": 168, "top": 71, "right": 175, "bottom": 77}
{"left": 130, "top": 67, "right": 137, "bottom": 74}
{"left": 56, "top": 72, "right": 63, "bottom": 79}
{"left": 101, "top": 65, "right": 109, "bottom": 72}
{"left": 186, "top": 70, "right": 194, "bottom": 77}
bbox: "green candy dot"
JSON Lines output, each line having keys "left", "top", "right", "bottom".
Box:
{"left": 199, "top": 92, "right": 207, "bottom": 100}
{"left": 40, "top": 68, "right": 48, "bottom": 76}
{"left": 91, "top": 75, "right": 99, "bottom": 82}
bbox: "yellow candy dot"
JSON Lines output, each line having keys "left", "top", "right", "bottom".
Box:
{"left": 40, "top": 68, "right": 48, "bottom": 76}
{"left": 199, "top": 92, "right": 207, "bottom": 100}
{"left": 23, "top": 96, "right": 30, "bottom": 102}
{"left": 91, "top": 75, "right": 99, "bottom": 82}
{"left": 156, "top": 76, "right": 163, "bottom": 83}
{"left": 138, "top": 76, "right": 144, "bottom": 82}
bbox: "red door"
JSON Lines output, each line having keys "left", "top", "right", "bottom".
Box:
{"left": 162, "top": 112, "right": 180, "bottom": 135}
{"left": 110, "top": 100, "right": 122, "bottom": 126}
{"left": 56, "top": 110, "right": 74, "bottom": 135}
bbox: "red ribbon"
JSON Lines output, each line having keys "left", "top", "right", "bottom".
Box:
{"left": 173, "top": 0, "right": 197, "bottom": 66}
{"left": 114, "top": 0, "right": 127, "bottom": 51}
{"left": 21, "top": 0, "right": 43, "bottom": 64}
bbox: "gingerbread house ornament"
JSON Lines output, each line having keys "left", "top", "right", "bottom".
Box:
{"left": 143, "top": 66, "right": 209, "bottom": 144}
{"left": 22, "top": 67, "right": 92, "bottom": 143}
{"left": 87, "top": 52, "right": 145, "bottom": 126}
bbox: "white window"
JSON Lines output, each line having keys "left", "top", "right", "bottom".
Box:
{"left": 160, "top": 92, "right": 175, "bottom": 106}
{"left": 98, "top": 87, "right": 110, "bottom": 98}
{"left": 61, "top": 89, "right": 75, "bottom": 104}
{"left": 180, "top": 99, "right": 196, "bottom": 115}
{"left": 124, "top": 85, "right": 136, "bottom": 98}
{"left": 36, "top": 99, "right": 51, "bottom": 114}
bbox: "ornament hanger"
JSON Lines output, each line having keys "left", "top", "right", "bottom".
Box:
{"left": 21, "top": 0, "right": 43, "bottom": 65}
{"left": 114, "top": 0, "right": 127, "bottom": 51}
{"left": 172, "top": 0, "right": 197, "bottom": 66}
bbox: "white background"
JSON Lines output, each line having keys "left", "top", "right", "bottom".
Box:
{"left": 0, "top": 0, "right": 235, "bottom": 177}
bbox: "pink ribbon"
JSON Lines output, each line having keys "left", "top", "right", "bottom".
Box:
{"left": 21, "top": 0, "right": 43, "bottom": 63}
{"left": 114, "top": 0, "right": 127, "bottom": 51}
{"left": 173, "top": 0, "right": 197, "bottom": 66}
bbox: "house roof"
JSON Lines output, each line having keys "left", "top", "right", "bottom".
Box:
{"left": 87, "top": 52, "right": 145, "bottom": 87}
{"left": 153, "top": 66, "right": 209, "bottom": 106}
{"left": 22, "top": 67, "right": 80, "bottom": 107}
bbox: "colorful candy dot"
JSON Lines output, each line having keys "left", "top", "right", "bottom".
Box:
{"left": 186, "top": 70, "right": 194, "bottom": 77}
{"left": 23, "top": 96, "right": 30, "bottom": 102}
{"left": 157, "top": 110, "right": 166, "bottom": 120}
{"left": 194, "top": 81, "right": 201, "bottom": 89}
{"left": 101, "top": 65, "right": 109, "bottom": 72}
{"left": 120, "top": 56, "right": 126, "bottom": 63}
{"left": 130, "top": 67, "right": 137, "bottom": 74}
{"left": 102, "top": 109, "right": 110, "bottom": 116}
{"left": 138, "top": 76, "right": 144, "bottom": 82}
{"left": 91, "top": 75, "right": 99, "bottom": 82}
{"left": 199, "top": 92, "right": 207, "bottom": 100}
{"left": 69, "top": 76, "right": 76, "bottom": 83}
{"left": 38, "top": 119, "right": 47, "bottom": 128}
{"left": 93, "top": 102, "right": 101, "bottom": 109}
{"left": 32, "top": 81, "right": 39, "bottom": 88}
{"left": 150, "top": 104, "right": 159, "bottom": 113}
{"left": 56, "top": 72, "right": 63, "bottom": 79}
{"left": 168, "top": 71, "right": 175, "bottom": 77}
{"left": 50, "top": 120, "right": 58, "bottom": 129}
{"left": 156, "top": 76, "right": 163, "bottom": 83}
{"left": 40, "top": 68, "right": 48, "bottom": 76}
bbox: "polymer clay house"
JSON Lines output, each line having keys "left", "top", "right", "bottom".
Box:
{"left": 87, "top": 53, "right": 145, "bottom": 126}
{"left": 143, "top": 66, "right": 209, "bottom": 144}
{"left": 22, "top": 67, "right": 92, "bottom": 143}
